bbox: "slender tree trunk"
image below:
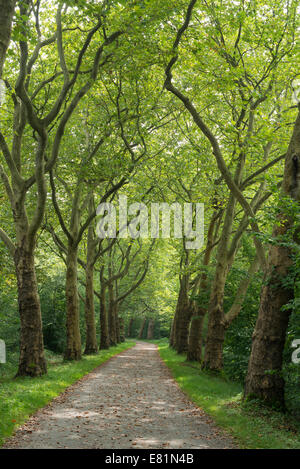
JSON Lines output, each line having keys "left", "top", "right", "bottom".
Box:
{"left": 202, "top": 235, "right": 230, "bottom": 371}
{"left": 14, "top": 243, "right": 47, "bottom": 377}
{"left": 119, "top": 317, "right": 125, "bottom": 342}
{"left": 245, "top": 112, "right": 300, "bottom": 409}
{"left": 173, "top": 248, "right": 191, "bottom": 353}
{"left": 84, "top": 262, "right": 98, "bottom": 354}
{"left": 108, "top": 283, "right": 117, "bottom": 346}
{"left": 204, "top": 254, "right": 260, "bottom": 370}
{"left": 0, "top": 0, "right": 15, "bottom": 78}
{"left": 127, "top": 317, "right": 134, "bottom": 337}
{"left": 84, "top": 217, "right": 98, "bottom": 355}
{"left": 169, "top": 312, "right": 177, "bottom": 347}
{"left": 65, "top": 244, "right": 82, "bottom": 360}
{"left": 115, "top": 307, "right": 121, "bottom": 343}
{"left": 203, "top": 192, "right": 238, "bottom": 371}
{"left": 147, "top": 318, "right": 155, "bottom": 340}
{"left": 114, "top": 280, "right": 121, "bottom": 343}
{"left": 187, "top": 209, "right": 220, "bottom": 361}
{"left": 174, "top": 273, "right": 192, "bottom": 354}
{"left": 138, "top": 317, "right": 147, "bottom": 339}
{"left": 99, "top": 282, "right": 110, "bottom": 350}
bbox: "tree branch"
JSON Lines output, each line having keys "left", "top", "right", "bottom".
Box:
{"left": 0, "top": 227, "right": 15, "bottom": 256}
{"left": 164, "top": 0, "right": 267, "bottom": 271}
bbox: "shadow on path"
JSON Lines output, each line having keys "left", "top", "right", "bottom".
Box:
{"left": 4, "top": 342, "right": 236, "bottom": 449}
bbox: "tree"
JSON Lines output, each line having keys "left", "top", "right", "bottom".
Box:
{"left": 187, "top": 204, "right": 221, "bottom": 361}
{"left": 244, "top": 109, "right": 300, "bottom": 409}
{"left": 0, "top": 0, "right": 123, "bottom": 374}
{"left": 163, "top": 0, "right": 298, "bottom": 371}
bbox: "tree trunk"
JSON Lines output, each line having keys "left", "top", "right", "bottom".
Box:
{"left": 203, "top": 254, "right": 259, "bottom": 371}
{"left": 138, "top": 317, "right": 147, "bottom": 339}
{"left": 14, "top": 244, "right": 47, "bottom": 377}
{"left": 147, "top": 318, "right": 155, "bottom": 340}
{"left": 115, "top": 308, "right": 121, "bottom": 343}
{"left": 108, "top": 283, "right": 117, "bottom": 346}
{"left": 203, "top": 306, "right": 226, "bottom": 371}
{"left": 202, "top": 244, "right": 231, "bottom": 371}
{"left": 187, "top": 309, "right": 205, "bottom": 361}
{"left": 99, "top": 282, "right": 110, "bottom": 350}
{"left": 127, "top": 317, "right": 134, "bottom": 337}
{"left": 202, "top": 193, "right": 237, "bottom": 371}
{"left": 65, "top": 245, "right": 82, "bottom": 360}
{"left": 187, "top": 209, "right": 220, "bottom": 362}
{"left": 244, "top": 111, "right": 300, "bottom": 409}
{"left": 84, "top": 218, "right": 98, "bottom": 355}
{"left": 169, "top": 312, "right": 177, "bottom": 348}
{"left": 175, "top": 301, "right": 192, "bottom": 353}
{"left": 0, "top": 0, "right": 15, "bottom": 78}
{"left": 244, "top": 257, "right": 293, "bottom": 408}
{"left": 84, "top": 261, "right": 98, "bottom": 354}
{"left": 119, "top": 317, "right": 125, "bottom": 342}
{"left": 174, "top": 274, "right": 192, "bottom": 354}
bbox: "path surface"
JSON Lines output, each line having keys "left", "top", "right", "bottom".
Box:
{"left": 5, "top": 342, "right": 236, "bottom": 449}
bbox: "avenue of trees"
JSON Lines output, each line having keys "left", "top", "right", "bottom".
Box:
{"left": 0, "top": 0, "right": 299, "bottom": 413}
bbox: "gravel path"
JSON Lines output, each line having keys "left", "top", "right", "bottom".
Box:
{"left": 4, "top": 342, "right": 236, "bottom": 449}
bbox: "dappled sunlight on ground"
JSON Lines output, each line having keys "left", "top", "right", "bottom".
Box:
{"left": 5, "top": 342, "right": 235, "bottom": 449}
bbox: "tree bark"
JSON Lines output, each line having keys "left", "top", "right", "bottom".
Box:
{"left": 138, "top": 317, "right": 147, "bottom": 339}
{"left": 173, "top": 249, "right": 192, "bottom": 353}
{"left": 203, "top": 154, "right": 246, "bottom": 371}
{"left": 119, "top": 317, "right": 125, "bottom": 342}
{"left": 147, "top": 318, "right": 155, "bottom": 340}
{"left": 187, "top": 208, "right": 220, "bottom": 362}
{"left": 6, "top": 131, "right": 49, "bottom": 377}
{"left": 203, "top": 253, "right": 259, "bottom": 371}
{"left": 174, "top": 287, "right": 192, "bottom": 354}
{"left": 169, "top": 312, "right": 177, "bottom": 347}
{"left": 84, "top": 262, "right": 98, "bottom": 354}
{"left": 84, "top": 220, "right": 98, "bottom": 355}
{"left": 127, "top": 317, "right": 134, "bottom": 338}
{"left": 187, "top": 309, "right": 205, "bottom": 361}
{"left": 65, "top": 244, "right": 82, "bottom": 360}
{"left": 99, "top": 281, "right": 110, "bottom": 350}
{"left": 0, "top": 0, "right": 15, "bottom": 78}
{"left": 14, "top": 244, "right": 47, "bottom": 377}
{"left": 115, "top": 307, "right": 121, "bottom": 343}
{"left": 108, "top": 283, "right": 117, "bottom": 346}
{"left": 244, "top": 111, "right": 300, "bottom": 409}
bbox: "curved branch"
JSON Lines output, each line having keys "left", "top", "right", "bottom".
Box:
{"left": 49, "top": 169, "right": 73, "bottom": 243}
{"left": 0, "top": 227, "right": 15, "bottom": 256}
{"left": 28, "top": 132, "right": 48, "bottom": 247}
{"left": 241, "top": 153, "right": 286, "bottom": 189}
{"left": 225, "top": 255, "right": 260, "bottom": 326}
{"left": 164, "top": 2, "right": 267, "bottom": 271}
{"left": 0, "top": 132, "right": 23, "bottom": 186}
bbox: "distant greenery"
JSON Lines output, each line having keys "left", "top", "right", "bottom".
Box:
{"left": 0, "top": 342, "right": 135, "bottom": 447}
{"left": 156, "top": 340, "right": 300, "bottom": 449}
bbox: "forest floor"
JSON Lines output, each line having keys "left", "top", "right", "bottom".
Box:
{"left": 3, "top": 342, "right": 236, "bottom": 449}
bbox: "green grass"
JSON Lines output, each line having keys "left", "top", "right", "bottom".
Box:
{"left": 0, "top": 341, "right": 135, "bottom": 447}
{"left": 155, "top": 339, "right": 300, "bottom": 449}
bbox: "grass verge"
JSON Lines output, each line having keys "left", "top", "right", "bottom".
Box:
{"left": 0, "top": 341, "right": 135, "bottom": 446}
{"left": 156, "top": 339, "right": 300, "bottom": 449}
